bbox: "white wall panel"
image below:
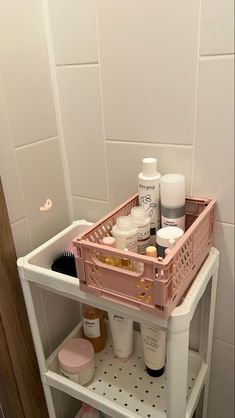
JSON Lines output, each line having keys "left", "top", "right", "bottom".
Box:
{"left": 200, "top": 0, "right": 234, "bottom": 55}
{"left": 97, "top": 0, "right": 200, "bottom": 144}
{"left": 48, "top": 0, "right": 98, "bottom": 65}
{"left": 57, "top": 65, "right": 108, "bottom": 200}
{"left": 0, "top": 0, "right": 57, "bottom": 146}
{"left": 193, "top": 57, "right": 234, "bottom": 223}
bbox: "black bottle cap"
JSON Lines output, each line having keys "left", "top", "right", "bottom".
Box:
{"left": 146, "top": 366, "right": 165, "bottom": 377}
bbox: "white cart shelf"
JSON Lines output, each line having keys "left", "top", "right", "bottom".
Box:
{"left": 17, "top": 221, "right": 219, "bottom": 418}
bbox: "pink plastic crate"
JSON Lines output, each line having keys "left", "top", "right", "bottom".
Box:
{"left": 73, "top": 194, "right": 215, "bottom": 319}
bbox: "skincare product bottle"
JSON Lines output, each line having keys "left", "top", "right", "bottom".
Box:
{"left": 140, "top": 245, "right": 166, "bottom": 377}
{"left": 156, "top": 226, "right": 184, "bottom": 258}
{"left": 138, "top": 157, "right": 161, "bottom": 244}
{"left": 160, "top": 173, "right": 186, "bottom": 231}
{"left": 140, "top": 323, "right": 166, "bottom": 377}
{"left": 81, "top": 304, "right": 106, "bottom": 353}
{"left": 99, "top": 236, "right": 121, "bottom": 267}
{"left": 145, "top": 245, "right": 157, "bottom": 257}
{"left": 108, "top": 312, "right": 133, "bottom": 360}
{"left": 130, "top": 206, "right": 150, "bottom": 254}
{"left": 111, "top": 216, "right": 137, "bottom": 252}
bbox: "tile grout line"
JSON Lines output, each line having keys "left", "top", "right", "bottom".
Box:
{"left": 72, "top": 194, "right": 108, "bottom": 203}
{"left": 94, "top": 0, "right": 110, "bottom": 212}
{"left": 14, "top": 135, "right": 58, "bottom": 151}
{"left": 105, "top": 138, "right": 194, "bottom": 148}
{"left": 41, "top": 0, "right": 74, "bottom": 224}
{"left": 190, "top": 0, "right": 203, "bottom": 195}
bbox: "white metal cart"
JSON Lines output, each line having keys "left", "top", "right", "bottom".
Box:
{"left": 17, "top": 220, "right": 219, "bottom": 418}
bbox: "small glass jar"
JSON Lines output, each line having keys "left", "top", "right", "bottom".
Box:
{"left": 81, "top": 304, "right": 106, "bottom": 353}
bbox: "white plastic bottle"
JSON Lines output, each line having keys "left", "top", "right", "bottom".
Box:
{"left": 108, "top": 312, "right": 133, "bottom": 360}
{"left": 160, "top": 174, "right": 186, "bottom": 231}
{"left": 130, "top": 206, "right": 150, "bottom": 254}
{"left": 111, "top": 216, "right": 137, "bottom": 252}
{"left": 138, "top": 157, "right": 161, "bottom": 244}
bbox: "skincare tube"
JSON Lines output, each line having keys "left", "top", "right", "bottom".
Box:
{"left": 108, "top": 312, "right": 133, "bottom": 360}
{"left": 140, "top": 323, "right": 166, "bottom": 377}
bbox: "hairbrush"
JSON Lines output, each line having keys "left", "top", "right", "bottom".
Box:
{"left": 51, "top": 251, "right": 77, "bottom": 277}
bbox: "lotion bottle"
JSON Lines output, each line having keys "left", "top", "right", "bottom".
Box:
{"left": 138, "top": 157, "right": 161, "bottom": 244}
{"left": 160, "top": 173, "right": 186, "bottom": 231}
{"left": 140, "top": 245, "right": 166, "bottom": 377}
{"left": 111, "top": 216, "right": 137, "bottom": 252}
{"left": 130, "top": 206, "right": 150, "bottom": 254}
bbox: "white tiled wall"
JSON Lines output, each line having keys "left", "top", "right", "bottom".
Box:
{"left": 0, "top": 0, "right": 234, "bottom": 417}
{"left": 0, "top": 1, "right": 72, "bottom": 417}
{"left": 46, "top": 1, "right": 234, "bottom": 417}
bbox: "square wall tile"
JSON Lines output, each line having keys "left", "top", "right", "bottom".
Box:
{"left": 213, "top": 222, "right": 234, "bottom": 345}
{"left": 57, "top": 65, "right": 108, "bottom": 200}
{"left": 106, "top": 141, "right": 192, "bottom": 209}
{"left": 0, "top": 0, "right": 57, "bottom": 146}
{"left": 200, "top": 0, "right": 234, "bottom": 55}
{"left": 73, "top": 196, "right": 108, "bottom": 223}
{"left": 11, "top": 218, "right": 32, "bottom": 258}
{"left": 207, "top": 340, "right": 234, "bottom": 418}
{"left": 0, "top": 76, "right": 26, "bottom": 223}
{"left": 48, "top": 0, "right": 98, "bottom": 65}
{"left": 193, "top": 57, "right": 234, "bottom": 224}
{"left": 15, "top": 138, "right": 69, "bottom": 248}
{"left": 96, "top": 0, "right": 200, "bottom": 144}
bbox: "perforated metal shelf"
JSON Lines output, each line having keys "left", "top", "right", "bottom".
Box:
{"left": 45, "top": 323, "right": 202, "bottom": 418}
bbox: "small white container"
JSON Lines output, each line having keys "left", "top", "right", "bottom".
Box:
{"left": 58, "top": 338, "right": 95, "bottom": 385}
{"left": 130, "top": 206, "right": 150, "bottom": 254}
{"left": 156, "top": 226, "right": 184, "bottom": 258}
{"left": 111, "top": 216, "right": 137, "bottom": 252}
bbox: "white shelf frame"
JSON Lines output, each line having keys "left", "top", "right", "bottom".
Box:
{"left": 17, "top": 221, "right": 219, "bottom": 418}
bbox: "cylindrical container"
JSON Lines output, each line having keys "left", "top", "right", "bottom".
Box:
{"left": 140, "top": 324, "right": 166, "bottom": 377}
{"left": 100, "top": 236, "right": 121, "bottom": 267}
{"left": 138, "top": 157, "right": 161, "bottom": 244}
{"left": 160, "top": 174, "right": 186, "bottom": 231}
{"left": 141, "top": 245, "right": 166, "bottom": 377}
{"left": 130, "top": 206, "right": 150, "bottom": 254}
{"left": 145, "top": 245, "right": 157, "bottom": 257}
{"left": 156, "top": 226, "right": 184, "bottom": 258}
{"left": 108, "top": 312, "right": 133, "bottom": 360}
{"left": 75, "top": 403, "right": 102, "bottom": 417}
{"left": 81, "top": 304, "right": 106, "bottom": 353}
{"left": 58, "top": 338, "right": 94, "bottom": 385}
{"left": 111, "top": 216, "right": 137, "bottom": 252}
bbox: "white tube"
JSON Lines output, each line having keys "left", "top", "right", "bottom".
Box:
{"left": 140, "top": 323, "right": 166, "bottom": 377}
{"left": 108, "top": 312, "right": 133, "bottom": 360}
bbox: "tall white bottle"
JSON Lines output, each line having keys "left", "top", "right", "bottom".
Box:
{"left": 138, "top": 158, "right": 161, "bottom": 244}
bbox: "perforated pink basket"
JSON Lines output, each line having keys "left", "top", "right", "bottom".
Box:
{"left": 73, "top": 194, "right": 215, "bottom": 319}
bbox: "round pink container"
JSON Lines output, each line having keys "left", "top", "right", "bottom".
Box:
{"left": 58, "top": 338, "right": 94, "bottom": 385}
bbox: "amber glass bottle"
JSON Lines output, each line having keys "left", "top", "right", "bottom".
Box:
{"left": 81, "top": 304, "right": 106, "bottom": 353}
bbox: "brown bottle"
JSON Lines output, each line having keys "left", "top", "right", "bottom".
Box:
{"left": 81, "top": 304, "right": 106, "bottom": 353}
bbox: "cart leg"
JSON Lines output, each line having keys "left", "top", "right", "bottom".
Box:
{"left": 42, "top": 383, "right": 57, "bottom": 418}
{"left": 167, "top": 315, "right": 190, "bottom": 418}
{"left": 198, "top": 269, "right": 218, "bottom": 418}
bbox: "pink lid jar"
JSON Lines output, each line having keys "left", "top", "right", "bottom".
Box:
{"left": 58, "top": 338, "right": 95, "bottom": 385}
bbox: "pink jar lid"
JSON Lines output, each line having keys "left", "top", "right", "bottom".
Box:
{"left": 58, "top": 338, "right": 94, "bottom": 374}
